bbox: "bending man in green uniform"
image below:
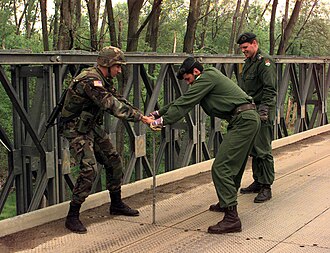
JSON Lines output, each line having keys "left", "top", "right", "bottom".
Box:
{"left": 60, "top": 46, "right": 149, "bottom": 233}
{"left": 146, "top": 57, "right": 261, "bottom": 234}
{"left": 237, "top": 32, "right": 277, "bottom": 203}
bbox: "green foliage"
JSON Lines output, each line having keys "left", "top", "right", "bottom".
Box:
{"left": 0, "top": 86, "right": 13, "bottom": 140}
{"left": 286, "top": 3, "right": 330, "bottom": 57}
{"left": 0, "top": 191, "right": 16, "bottom": 220}
{"left": 0, "top": 0, "right": 329, "bottom": 55}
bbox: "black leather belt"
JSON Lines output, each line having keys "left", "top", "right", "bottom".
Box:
{"left": 233, "top": 103, "right": 256, "bottom": 115}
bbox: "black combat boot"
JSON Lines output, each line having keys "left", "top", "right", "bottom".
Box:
{"left": 209, "top": 202, "right": 225, "bottom": 212}
{"left": 110, "top": 190, "right": 139, "bottom": 216}
{"left": 254, "top": 184, "right": 272, "bottom": 203}
{"left": 208, "top": 205, "right": 242, "bottom": 234}
{"left": 65, "top": 202, "right": 87, "bottom": 233}
{"left": 240, "top": 181, "right": 261, "bottom": 194}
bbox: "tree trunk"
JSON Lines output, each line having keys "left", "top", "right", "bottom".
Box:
{"left": 277, "top": 0, "right": 303, "bottom": 55}
{"left": 57, "top": 0, "right": 74, "bottom": 50}
{"left": 228, "top": 0, "right": 241, "bottom": 54}
{"left": 75, "top": 0, "right": 81, "bottom": 28}
{"left": 118, "top": 20, "right": 123, "bottom": 48}
{"left": 52, "top": 0, "right": 61, "bottom": 49}
{"left": 235, "top": 0, "right": 249, "bottom": 54}
{"left": 106, "top": 0, "right": 118, "bottom": 47}
{"left": 99, "top": 7, "right": 107, "bottom": 49}
{"left": 183, "top": 0, "right": 202, "bottom": 53}
{"left": 198, "top": 0, "right": 211, "bottom": 50}
{"left": 255, "top": 0, "right": 271, "bottom": 27}
{"left": 286, "top": 0, "right": 318, "bottom": 54}
{"left": 40, "top": 0, "right": 49, "bottom": 51}
{"left": 269, "top": 0, "right": 278, "bottom": 55}
{"left": 25, "top": 0, "right": 38, "bottom": 39}
{"left": 127, "top": 0, "right": 144, "bottom": 51}
{"left": 145, "top": 0, "right": 162, "bottom": 52}
{"left": 16, "top": 1, "right": 29, "bottom": 35}
{"left": 127, "top": 0, "right": 162, "bottom": 51}
{"left": 86, "top": 0, "right": 99, "bottom": 51}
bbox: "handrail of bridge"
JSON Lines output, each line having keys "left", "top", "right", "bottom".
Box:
{"left": 1, "top": 50, "right": 330, "bottom": 64}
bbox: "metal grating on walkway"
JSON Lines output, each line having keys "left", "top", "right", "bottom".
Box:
{"left": 12, "top": 133, "right": 330, "bottom": 253}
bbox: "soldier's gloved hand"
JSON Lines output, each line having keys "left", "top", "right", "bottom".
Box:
{"left": 258, "top": 104, "right": 269, "bottom": 121}
{"left": 149, "top": 110, "right": 160, "bottom": 119}
{"left": 150, "top": 117, "right": 163, "bottom": 131}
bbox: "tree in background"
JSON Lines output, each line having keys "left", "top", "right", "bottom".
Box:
{"left": 40, "top": 0, "right": 49, "bottom": 51}
{"left": 86, "top": 0, "right": 100, "bottom": 51}
{"left": 277, "top": 0, "right": 303, "bottom": 55}
{"left": 269, "top": 0, "right": 278, "bottom": 55}
{"left": 0, "top": 0, "right": 330, "bottom": 56}
{"left": 57, "top": 0, "right": 75, "bottom": 50}
{"left": 106, "top": 0, "right": 118, "bottom": 47}
{"left": 183, "top": 0, "right": 202, "bottom": 53}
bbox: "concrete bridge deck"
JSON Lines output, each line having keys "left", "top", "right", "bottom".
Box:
{"left": 0, "top": 126, "right": 330, "bottom": 253}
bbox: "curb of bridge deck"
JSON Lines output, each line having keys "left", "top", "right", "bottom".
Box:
{"left": 1, "top": 124, "right": 330, "bottom": 238}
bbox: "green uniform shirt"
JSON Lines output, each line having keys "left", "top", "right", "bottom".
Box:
{"left": 159, "top": 67, "right": 253, "bottom": 124}
{"left": 240, "top": 49, "right": 277, "bottom": 109}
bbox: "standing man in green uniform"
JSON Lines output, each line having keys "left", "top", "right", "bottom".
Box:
{"left": 60, "top": 46, "right": 149, "bottom": 233}
{"left": 237, "top": 32, "right": 277, "bottom": 203}
{"left": 146, "top": 57, "right": 261, "bottom": 234}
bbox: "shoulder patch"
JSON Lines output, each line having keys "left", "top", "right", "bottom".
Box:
{"left": 265, "top": 59, "right": 271, "bottom": 67}
{"left": 93, "top": 80, "right": 103, "bottom": 87}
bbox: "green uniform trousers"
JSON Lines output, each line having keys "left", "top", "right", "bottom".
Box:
{"left": 212, "top": 110, "right": 260, "bottom": 208}
{"left": 250, "top": 119, "right": 275, "bottom": 185}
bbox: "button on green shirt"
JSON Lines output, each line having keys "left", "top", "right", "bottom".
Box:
{"left": 159, "top": 67, "right": 253, "bottom": 125}
{"left": 240, "top": 49, "right": 277, "bottom": 108}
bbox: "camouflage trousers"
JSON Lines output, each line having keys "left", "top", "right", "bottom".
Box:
{"left": 63, "top": 123, "right": 123, "bottom": 205}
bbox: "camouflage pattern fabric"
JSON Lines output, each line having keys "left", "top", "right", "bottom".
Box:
{"left": 61, "top": 67, "right": 141, "bottom": 122}
{"left": 97, "top": 46, "right": 126, "bottom": 67}
{"left": 61, "top": 67, "right": 142, "bottom": 205}
{"left": 65, "top": 125, "right": 123, "bottom": 205}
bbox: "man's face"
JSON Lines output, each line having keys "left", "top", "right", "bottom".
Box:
{"left": 109, "top": 64, "right": 122, "bottom": 78}
{"left": 182, "top": 73, "right": 195, "bottom": 85}
{"left": 239, "top": 40, "right": 258, "bottom": 59}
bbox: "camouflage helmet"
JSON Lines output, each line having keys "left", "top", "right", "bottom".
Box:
{"left": 97, "top": 46, "right": 126, "bottom": 67}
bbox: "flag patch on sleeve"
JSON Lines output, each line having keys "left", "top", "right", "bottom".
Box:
{"left": 265, "top": 59, "right": 271, "bottom": 66}
{"left": 93, "top": 80, "right": 103, "bottom": 87}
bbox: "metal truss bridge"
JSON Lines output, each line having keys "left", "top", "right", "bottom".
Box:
{"left": 0, "top": 51, "right": 329, "bottom": 221}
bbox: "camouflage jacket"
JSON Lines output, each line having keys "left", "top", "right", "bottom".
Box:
{"left": 61, "top": 67, "right": 142, "bottom": 130}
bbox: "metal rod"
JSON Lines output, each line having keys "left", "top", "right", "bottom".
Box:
{"left": 152, "top": 135, "right": 156, "bottom": 224}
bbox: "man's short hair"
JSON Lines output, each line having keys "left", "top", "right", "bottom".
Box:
{"left": 177, "top": 57, "right": 203, "bottom": 80}
{"left": 236, "top": 32, "right": 257, "bottom": 45}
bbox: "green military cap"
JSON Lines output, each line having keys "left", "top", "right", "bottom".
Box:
{"left": 177, "top": 57, "right": 197, "bottom": 80}
{"left": 236, "top": 32, "right": 257, "bottom": 44}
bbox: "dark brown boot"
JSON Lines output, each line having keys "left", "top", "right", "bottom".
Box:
{"left": 65, "top": 202, "right": 87, "bottom": 233}
{"left": 240, "top": 181, "right": 261, "bottom": 194}
{"left": 254, "top": 185, "right": 272, "bottom": 203}
{"left": 209, "top": 202, "right": 225, "bottom": 212}
{"left": 208, "top": 205, "right": 242, "bottom": 234}
{"left": 110, "top": 190, "right": 139, "bottom": 216}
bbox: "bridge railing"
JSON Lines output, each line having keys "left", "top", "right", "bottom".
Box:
{"left": 0, "top": 52, "right": 329, "bottom": 217}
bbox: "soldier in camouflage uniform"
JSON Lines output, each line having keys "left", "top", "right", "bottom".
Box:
{"left": 61, "top": 46, "right": 148, "bottom": 233}
{"left": 236, "top": 32, "right": 277, "bottom": 203}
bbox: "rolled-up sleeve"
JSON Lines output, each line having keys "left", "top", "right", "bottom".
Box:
{"left": 82, "top": 79, "right": 142, "bottom": 122}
